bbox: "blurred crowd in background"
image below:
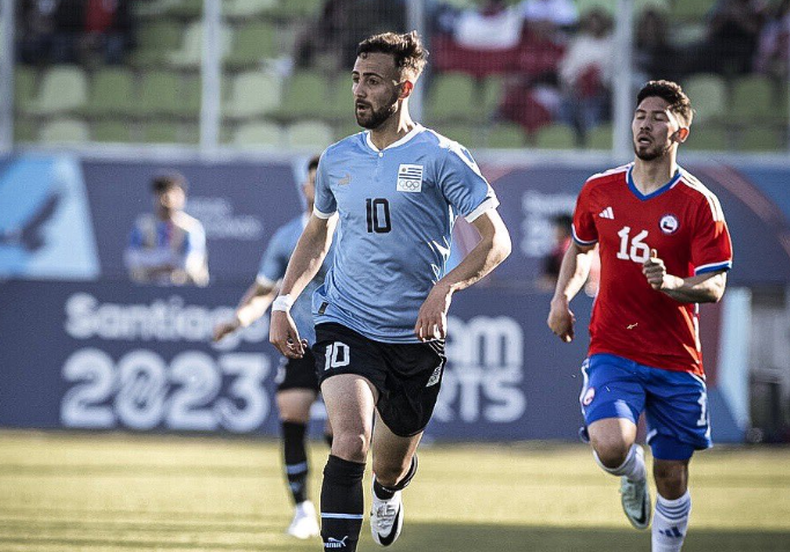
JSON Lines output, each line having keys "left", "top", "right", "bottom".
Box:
{"left": 11, "top": 0, "right": 790, "bottom": 149}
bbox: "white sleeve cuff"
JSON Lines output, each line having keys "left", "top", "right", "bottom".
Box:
{"left": 465, "top": 196, "right": 500, "bottom": 223}
{"left": 313, "top": 206, "right": 336, "bottom": 220}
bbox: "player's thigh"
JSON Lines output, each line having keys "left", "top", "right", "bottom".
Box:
{"left": 321, "top": 373, "right": 378, "bottom": 458}
{"left": 580, "top": 354, "right": 646, "bottom": 427}
{"left": 276, "top": 389, "right": 317, "bottom": 423}
{"left": 644, "top": 370, "right": 711, "bottom": 461}
{"left": 275, "top": 352, "right": 320, "bottom": 423}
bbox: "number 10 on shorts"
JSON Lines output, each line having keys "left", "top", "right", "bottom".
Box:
{"left": 324, "top": 342, "right": 350, "bottom": 371}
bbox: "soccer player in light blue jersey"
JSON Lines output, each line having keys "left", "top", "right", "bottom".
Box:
{"left": 269, "top": 31, "right": 512, "bottom": 551}
{"left": 213, "top": 156, "right": 333, "bottom": 540}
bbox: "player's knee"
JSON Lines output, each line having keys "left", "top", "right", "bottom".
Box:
{"left": 371, "top": 458, "right": 410, "bottom": 487}
{"left": 592, "top": 439, "right": 631, "bottom": 469}
{"left": 330, "top": 431, "right": 370, "bottom": 463}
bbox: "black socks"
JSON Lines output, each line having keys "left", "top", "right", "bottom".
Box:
{"left": 320, "top": 454, "right": 366, "bottom": 551}
{"left": 282, "top": 421, "right": 309, "bottom": 504}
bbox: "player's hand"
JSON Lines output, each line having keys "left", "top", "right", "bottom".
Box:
{"left": 269, "top": 310, "right": 306, "bottom": 358}
{"left": 212, "top": 319, "right": 240, "bottom": 343}
{"left": 547, "top": 296, "right": 575, "bottom": 343}
{"left": 642, "top": 248, "right": 670, "bottom": 290}
{"left": 415, "top": 284, "right": 453, "bottom": 341}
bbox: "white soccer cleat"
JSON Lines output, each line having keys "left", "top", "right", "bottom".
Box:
{"left": 620, "top": 447, "right": 651, "bottom": 530}
{"left": 370, "top": 484, "right": 404, "bottom": 547}
{"left": 287, "top": 500, "right": 320, "bottom": 539}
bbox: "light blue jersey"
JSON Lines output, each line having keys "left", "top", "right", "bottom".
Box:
{"left": 312, "top": 124, "right": 499, "bottom": 343}
{"left": 258, "top": 214, "right": 332, "bottom": 345}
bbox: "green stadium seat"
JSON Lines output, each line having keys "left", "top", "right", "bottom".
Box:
{"left": 436, "top": 124, "right": 479, "bottom": 148}
{"left": 234, "top": 121, "right": 284, "bottom": 147}
{"left": 487, "top": 122, "right": 526, "bottom": 148}
{"left": 13, "top": 118, "right": 37, "bottom": 143}
{"left": 223, "top": 71, "right": 282, "bottom": 120}
{"left": 586, "top": 123, "right": 613, "bottom": 150}
{"left": 82, "top": 68, "right": 136, "bottom": 117}
{"left": 223, "top": 0, "right": 278, "bottom": 19}
{"left": 730, "top": 75, "right": 776, "bottom": 121}
{"left": 482, "top": 76, "right": 504, "bottom": 116}
{"left": 142, "top": 122, "right": 182, "bottom": 143}
{"left": 287, "top": 120, "right": 334, "bottom": 148}
{"left": 39, "top": 118, "right": 90, "bottom": 143}
{"left": 25, "top": 66, "right": 88, "bottom": 116}
{"left": 684, "top": 124, "right": 729, "bottom": 151}
{"left": 165, "top": 0, "right": 203, "bottom": 19}
{"left": 92, "top": 120, "right": 136, "bottom": 143}
{"left": 682, "top": 73, "right": 726, "bottom": 123}
{"left": 135, "top": 71, "right": 200, "bottom": 118}
{"left": 427, "top": 73, "right": 477, "bottom": 122}
{"left": 130, "top": 22, "right": 184, "bottom": 67}
{"left": 670, "top": 0, "right": 711, "bottom": 22}
{"left": 740, "top": 126, "right": 783, "bottom": 152}
{"left": 535, "top": 124, "right": 577, "bottom": 149}
{"left": 167, "top": 21, "right": 232, "bottom": 69}
{"left": 225, "top": 22, "right": 278, "bottom": 69}
{"left": 271, "top": 71, "right": 328, "bottom": 120}
{"left": 268, "top": 0, "right": 323, "bottom": 18}
{"left": 14, "top": 67, "right": 37, "bottom": 114}
{"left": 326, "top": 77, "right": 355, "bottom": 119}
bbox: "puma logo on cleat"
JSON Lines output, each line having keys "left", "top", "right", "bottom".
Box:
{"left": 325, "top": 536, "right": 349, "bottom": 548}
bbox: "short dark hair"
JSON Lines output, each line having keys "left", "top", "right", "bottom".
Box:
{"left": 356, "top": 31, "right": 428, "bottom": 80}
{"left": 307, "top": 155, "right": 320, "bottom": 173}
{"left": 151, "top": 172, "right": 187, "bottom": 194}
{"left": 636, "top": 80, "right": 693, "bottom": 125}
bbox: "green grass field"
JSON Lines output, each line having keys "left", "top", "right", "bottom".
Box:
{"left": 1, "top": 430, "right": 789, "bottom": 552}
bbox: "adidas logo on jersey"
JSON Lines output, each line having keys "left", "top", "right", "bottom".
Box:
{"left": 599, "top": 206, "right": 614, "bottom": 219}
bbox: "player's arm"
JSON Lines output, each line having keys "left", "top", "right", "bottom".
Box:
{"left": 270, "top": 213, "right": 337, "bottom": 358}
{"left": 213, "top": 279, "right": 278, "bottom": 343}
{"left": 642, "top": 248, "right": 727, "bottom": 303}
{"left": 414, "top": 209, "right": 511, "bottom": 342}
{"left": 547, "top": 240, "right": 596, "bottom": 342}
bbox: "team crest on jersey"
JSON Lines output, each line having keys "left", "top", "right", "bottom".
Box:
{"left": 582, "top": 386, "right": 595, "bottom": 406}
{"left": 659, "top": 214, "right": 680, "bottom": 235}
{"left": 397, "top": 164, "right": 423, "bottom": 193}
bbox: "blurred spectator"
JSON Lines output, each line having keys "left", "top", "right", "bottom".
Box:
{"left": 685, "top": 0, "right": 767, "bottom": 75}
{"left": 453, "top": 0, "right": 523, "bottom": 50}
{"left": 125, "top": 172, "right": 209, "bottom": 287}
{"left": 558, "top": 8, "right": 614, "bottom": 141}
{"left": 520, "top": 0, "right": 578, "bottom": 28}
{"left": 537, "top": 213, "right": 572, "bottom": 291}
{"left": 635, "top": 7, "right": 681, "bottom": 81}
{"left": 293, "top": 0, "right": 406, "bottom": 71}
{"left": 754, "top": 0, "right": 790, "bottom": 78}
{"left": 16, "top": 0, "right": 133, "bottom": 65}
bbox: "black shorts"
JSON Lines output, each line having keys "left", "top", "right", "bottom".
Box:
{"left": 274, "top": 348, "right": 320, "bottom": 393}
{"left": 313, "top": 323, "right": 446, "bottom": 437}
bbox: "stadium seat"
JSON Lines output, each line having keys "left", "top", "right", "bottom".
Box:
{"left": 223, "top": 71, "right": 282, "bottom": 120}
{"left": 487, "top": 122, "right": 526, "bottom": 148}
{"left": 535, "top": 124, "right": 577, "bottom": 149}
{"left": 730, "top": 76, "right": 776, "bottom": 121}
{"left": 92, "top": 120, "right": 136, "bottom": 143}
{"left": 267, "top": 0, "right": 323, "bottom": 18}
{"left": 684, "top": 124, "right": 729, "bottom": 151}
{"left": 437, "top": 124, "right": 479, "bottom": 148}
{"left": 135, "top": 71, "right": 200, "bottom": 118}
{"left": 326, "top": 77, "right": 355, "bottom": 119}
{"left": 223, "top": 0, "right": 277, "bottom": 19}
{"left": 165, "top": 0, "right": 203, "bottom": 19}
{"left": 288, "top": 120, "right": 334, "bottom": 148}
{"left": 168, "top": 21, "right": 232, "bottom": 69}
{"left": 25, "top": 66, "right": 88, "bottom": 116}
{"left": 670, "top": 0, "right": 710, "bottom": 22}
{"left": 142, "top": 122, "right": 183, "bottom": 143}
{"left": 39, "top": 118, "right": 90, "bottom": 143}
{"left": 682, "top": 73, "right": 726, "bottom": 123}
{"left": 272, "top": 71, "right": 328, "bottom": 120}
{"left": 427, "top": 73, "right": 478, "bottom": 122}
{"left": 740, "top": 126, "right": 783, "bottom": 152}
{"left": 13, "top": 119, "right": 36, "bottom": 143}
{"left": 225, "top": 22, "right": 279, "bottom": 69}
{"left": 82, "top": 68, "right": 136, "bottom": 117}
{"left": 13, "top": 67, "right": 37, "bottom": 114}
{"left": 234, "top": 121, "right": 284, "bottom": 147}
{"left": 130, "top": 22, "right": 184, "bottom": 67}
{"left": 586, "top": 123, "right": 613, "bottom": 150}
{"left": 482, "top": 76, "right": 504, "bottom": 118}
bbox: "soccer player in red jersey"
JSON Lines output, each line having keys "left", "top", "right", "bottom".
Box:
{"left": 548, "top": 80, "right": 733, "bottom": 552}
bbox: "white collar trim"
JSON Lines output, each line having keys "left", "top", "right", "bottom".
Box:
{"left": 364, "top": 124, "right": 425, "bottom": 152}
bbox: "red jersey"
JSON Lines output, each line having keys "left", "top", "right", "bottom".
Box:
{"left": 572, "top": 163, "right": 733, "bottom": 376}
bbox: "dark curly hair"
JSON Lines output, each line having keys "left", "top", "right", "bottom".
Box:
{"left": 356, "top": 31, "right": 429, "bottom": 80}
{"left": 636, "top": 80, "right": 693, "bottom": 125}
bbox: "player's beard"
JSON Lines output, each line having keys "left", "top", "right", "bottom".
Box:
{"left": 634, "top": 139, "right": 672, "bottom": 161}
{"left": 355, "top": 91, "right": 399, "bottom": 129}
